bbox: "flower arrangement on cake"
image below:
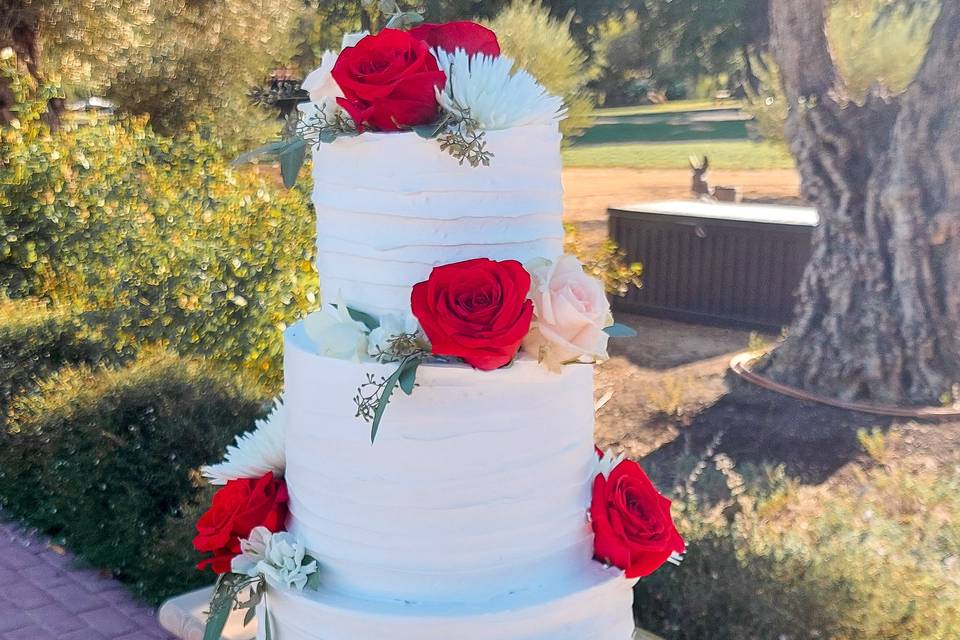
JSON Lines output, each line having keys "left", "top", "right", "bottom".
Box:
{"left": 238, "top": 1, "right": 564, "bottom": 186}
{"left": 194, "top": 405, "right": 683, "bottom": 640}
{"left": 319, "top": 255, "right": 637, "bottom": 441}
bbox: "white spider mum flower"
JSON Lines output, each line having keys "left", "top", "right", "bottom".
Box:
{"left": 202, "top": 400, "right": 286, "bottom": 485}
{"left": 433, "top": 49, "right": 565, "bottom": 130}
{"left": 593, "top": 447, "right": 626, "bottom": 480}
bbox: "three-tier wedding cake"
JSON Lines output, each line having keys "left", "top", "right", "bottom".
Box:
{"left": 193, "top": 16, "right": 683, "bottom": 640}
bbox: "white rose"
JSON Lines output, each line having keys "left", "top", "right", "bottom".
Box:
{"left": 367, "top": 312, "right": 423, "bottom": 360}
{"left": 257, "top": 532, "right": 318, "bottom": 592}
{"left": 230, "top": 526, "right": 273, "bottom": 577}
{"left": 301, "top": 50, "right": 342, "bottom": 116}
{"left": 304, "top": 297, "right": 369, "bottom": 361}
{"left": 341, "top": 31, "right": 370, "bottom": 49}
{"left": 523, "top": 255, "right": 614, "bottom": 371}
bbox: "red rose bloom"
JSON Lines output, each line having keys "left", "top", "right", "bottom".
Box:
{"left": 332, "top": 28, "right": 447, "bottom": 132}
{"left": 409, "top": 21, "right": 501, "bottom": 57}
{"left": 193, "top": 472, "right": 288, "bottom": 574}
{"left": 590, "top": 459, "right": 685, "bottom": 579}
{"left": 411, "top": 258, "right": 534, "bottom": 371}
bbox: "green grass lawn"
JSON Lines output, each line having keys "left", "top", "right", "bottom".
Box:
{"left": 593, "top": 99, "right": 744, "bottom": 117}
{"left": 562, "top": 140, "right": 795, "bottom": 171}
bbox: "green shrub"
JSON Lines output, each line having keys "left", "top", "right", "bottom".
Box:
{"left": 0, "top": 349, "right": 267, "bottom": 602}
{"left": 486, "top": 0, "right": 596, "bottom": 140}
{"left": 1, "top": 62, "right": 318, "bottom": 387}
{"left": 133, "top": 484, "right": 217, "bottom": 604}
{"left": 828, "top": 0, "right": 934, "bottom": 101}
{"left": 564, "top": 223, "right": 643, "bottom": 296}
{"left": 0, "top": 299, "right": 129, "bottom": 412}
{"left": 636, "top": 459, "right": 960, "bottom": 640}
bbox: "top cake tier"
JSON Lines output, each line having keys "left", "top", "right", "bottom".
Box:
{"left": 311, "top": 123, "right": 564, "bottom": 317}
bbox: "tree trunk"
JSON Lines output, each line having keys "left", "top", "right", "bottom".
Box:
{"left": 0, "top": 2, "right": 61, "bottom": 127}
{"left": 761, "top": 0, "right": 960, "bottom": 405}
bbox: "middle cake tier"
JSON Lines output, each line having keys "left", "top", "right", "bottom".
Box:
{"left": 283, "top": 322, "right": 598, "bottom": 605}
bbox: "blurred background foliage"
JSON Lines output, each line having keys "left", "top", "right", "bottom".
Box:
{"left": 485, "top": 1, "right": 596, "bottom": 138}
{"left": 1, "top": 58, "right": 318, "bottom": 388}
{"left": 742, "top": 0, "right": 935, "bottom": 145}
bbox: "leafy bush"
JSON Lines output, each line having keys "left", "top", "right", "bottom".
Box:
{"left": 743, "top": 0, "right": 935, "bottom": 146}
{"left": 0, "top": 299, "right": 129, "bottom": 412}
{"left": 564, "top": 223, "right": 643, "bottom": 296}
{"left": 828, "top": 0, "right": 934, "bottom": 101}
{"left": 636, "top": 454, "right": 960, "bottom": 640}
{"left": 0, "top": 349, "right": 267, "bottom": 603}
{"left": 1, "top": 62, "right": 318, "bottom": 387}
{"left": 742, "top": 53, "right": 788, "bottom": 145}
{"left": 486, "top": 0, "right": 596, "bottom": 140}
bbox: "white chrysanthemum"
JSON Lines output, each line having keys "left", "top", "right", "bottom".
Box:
{"left": 433, "top": 49, "right": 565, "bottom": 130}
{"left": 231, "top": 526, "right": 273, "bottom": 577}
{"left": 593, "top": 447, "right": 626, "bottom": 480}
{"left": 258, "top": 532, "right": 319, "bottom": 592}
{"left": 202, "top": 401, "right": 286, "bottom": 485}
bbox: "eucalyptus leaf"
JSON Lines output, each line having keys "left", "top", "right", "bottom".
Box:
{"left": 370, "top": 359, "right": 414, "bottom": 443}
{"left": 398, "top": 357, "right": 420, "bottom": 395}
{"left": 264, "top": 606, "right": 273, "bottom": 640}
{"left": 345, "top": 306, "right": 380, "bottom": 331}
{"left": 386, "top": 10, "right": 425, "bottom": 29}
{"left": 231, "top": 141, "right": 286, "bottom": 167}
{"left": 413, "top": 123, "right": 444, "bottom": 139}
{"left": 305, "top": 568, "right": 322, "bottom": 591}
{"left": 279, "top": 138, "right": 308, "bottom": 189}
{"left": 370, "top": 372, "right": 399, "bottom": 443}
{"left": 603, "top": 323, "right": 638, "bottom": 338}
{"left": 203, "top": 604, "right": 231, "bottom": 640}
{"left": 318, "top": 129, "right": 338, "bottom": 144}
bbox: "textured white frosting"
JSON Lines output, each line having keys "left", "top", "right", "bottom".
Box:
{"left": 284, "top": 322, "right": 608, "bottom": 604}
{"left": 257, "top": 563, "right": 636, "bottom": 640}
{"left": 311, "top": 124, "right": 564, "bottom": 316}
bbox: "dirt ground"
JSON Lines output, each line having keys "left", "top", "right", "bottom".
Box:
{"left": 569, "top": 167, "right": 960, "bottom": 489}
{"left": 562, "top": 167, "right": 803, "bottom": 245}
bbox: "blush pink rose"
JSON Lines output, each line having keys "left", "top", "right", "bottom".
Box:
{"left": 523, "top": 255, "right": 614, "bottom": 370}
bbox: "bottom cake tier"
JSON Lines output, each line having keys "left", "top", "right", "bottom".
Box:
{"left": 257, "top": 562, "right": 636, "bottom": 640}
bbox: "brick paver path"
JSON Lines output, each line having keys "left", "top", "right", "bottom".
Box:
{"left": 0, "top": 517, "right": 175, "bottom": 640}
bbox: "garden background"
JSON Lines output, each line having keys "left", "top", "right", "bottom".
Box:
{"left": 2, "top": 1, "right": 958, "bottom": 639}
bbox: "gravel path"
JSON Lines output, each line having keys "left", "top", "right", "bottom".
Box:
{"left": 0, "top": 516, "right": 175, "bottom": 640}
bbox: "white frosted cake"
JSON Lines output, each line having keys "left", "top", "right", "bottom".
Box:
{"left": 270, "top": 122, "right": 634, "bottom": 640}
{"left": 195, "top": 20, "right": 683, "bottom": 640}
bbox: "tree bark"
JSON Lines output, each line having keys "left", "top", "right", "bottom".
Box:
{"left": 761, "top": 0, "right": 960, "bottom": 405}
{"left": 0, "top": 2, "right": 61, "bottom": 127}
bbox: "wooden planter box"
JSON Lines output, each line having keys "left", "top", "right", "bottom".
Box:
{"left": 608, "top": 200, "right": 818, "bottom": 330}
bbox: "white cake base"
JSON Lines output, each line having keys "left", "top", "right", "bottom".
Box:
{"left": 257, "top": 563, "right": 637, "bottom": 640}
{"left": 156, "top": 587, "right": 661, "bottom": 640}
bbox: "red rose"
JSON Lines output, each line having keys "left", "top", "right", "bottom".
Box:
{"left": 590, "top": 459, "right": 685, "bottom": 579}
{"left": 193, "top": 472, "right": 289, "bottom": 574}
{"left": 332, "top": 28, "right": 447, "bottom": 132}
{"left": 409, "top": 21, "right": 501, "bottom": 57}
{"left": 411, "top": 258, "right": 534, "bottom": 371}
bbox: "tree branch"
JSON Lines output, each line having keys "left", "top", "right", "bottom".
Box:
{"left": 769, "top": 0, "right": 842, "bottom": 104}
